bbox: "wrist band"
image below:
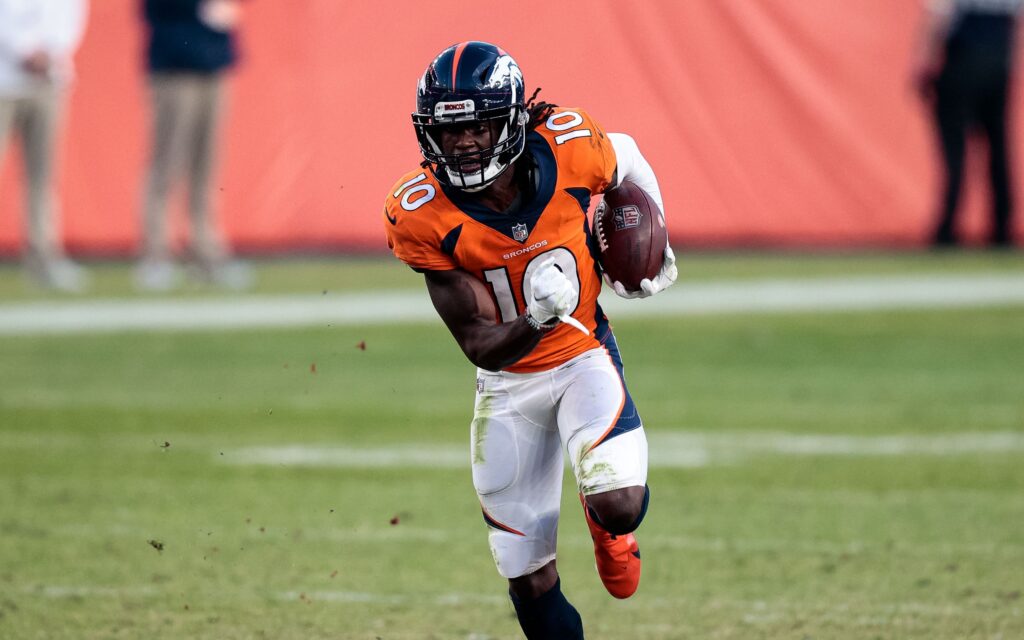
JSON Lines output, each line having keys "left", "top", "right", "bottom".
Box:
{"left": 524, "top": 313, "right": 558, "bottom": 332}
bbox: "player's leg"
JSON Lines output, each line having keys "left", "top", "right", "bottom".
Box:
{"left": 19, "top": 84, "right": 87, "bottom": 292}
{"left": 556, "top": 341, "right": 649, "bottom": 599}
{"left": 931, "top": 71, "right": 969, "bottom": 247}
{"left": 977, "top": 72, "right": 1013, "bottom": 246}
{"left": 186, "top": 74, "right": 229, "bottom": 272}
{"left": 138, "top": 73, "right": 190, "bottom": 287}
{"left": 471, "top": 370, "right": 584, "bottom": 639}
{"left": 20, "top": 87, "right": 60, "bottom": 267}
{"left": 508, "top": 562, "right": 583, "bottom": 639}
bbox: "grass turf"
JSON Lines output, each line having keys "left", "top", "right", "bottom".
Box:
{"left": 1, "top": 253, "right": 1022, "bottom": 639}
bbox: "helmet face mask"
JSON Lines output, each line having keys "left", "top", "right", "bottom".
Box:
{"left": 414, "top": 107, "right": 527, "bottom": 191}
{"left": 412, "top": 42, "right": 528, "bottom": 191}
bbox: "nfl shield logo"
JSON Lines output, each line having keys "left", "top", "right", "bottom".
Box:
{"left": 512, "top": 223, "right": 529, "bottom": 242}
{"left": 613, "top": 205, "right": 642, "bottom": 231}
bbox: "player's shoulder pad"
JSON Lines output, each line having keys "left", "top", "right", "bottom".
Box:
{"left": 385, "top": 168, "right": 436, "bottom": 218}
{"left": 383, "top": 166, "right": 453, "bottom": 230}
{"left": 534, "top": 106, "right": 615, "bottom": 192}
{"left": 535, "top": 107, "right": 609, "bottom": 142}
{"left": 382, "top": 167, "right": 461, "bottom": 271}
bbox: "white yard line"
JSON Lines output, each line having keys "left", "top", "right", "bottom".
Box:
{"left": 226, "top": 443, "right": 469, "bottom": 468}
{"left": 31, "top": 583, "right": 1002, "bottom": 627}
{"left": 25, "top": 584, "right": 499, "bottom": 606}
{"left": 222, "top": 431, "right": 1024, "bottom": 469}
{"left": 0, "top": 273, "right": 1022, "bottom": 335}
{"left": 274, "top": 590, "right": 980, "bottom": 619}
{"left": 29, "top": 585, "right": 157, "bottom": 599}
{"left": 276, "top": 590, "right": 505, "bottom": 606}
{"left": 44, "top": 522, "right": 1024, "bottom": 558}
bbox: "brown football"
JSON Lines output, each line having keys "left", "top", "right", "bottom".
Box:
{"left": 592, "top": 181, "right": 667, "bottom": 292}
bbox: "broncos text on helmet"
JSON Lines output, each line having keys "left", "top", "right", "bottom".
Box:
{"left": 412, "top": 41, "right": 528, "bottom": 191}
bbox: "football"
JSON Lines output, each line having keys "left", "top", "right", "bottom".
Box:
{"left": 592, "top": 180, "right": 667, "bottom": 292}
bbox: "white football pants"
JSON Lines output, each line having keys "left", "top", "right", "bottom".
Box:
{"left": 471, "top": 345, "right": 648, "bottom": 579}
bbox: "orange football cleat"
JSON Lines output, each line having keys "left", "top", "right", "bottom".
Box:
{"left": 580, "top": 494, "right": 641, "bottom": 599}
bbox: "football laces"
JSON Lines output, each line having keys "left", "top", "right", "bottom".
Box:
{"left": 594, "top": 201, "right": 609, "bottom": 252}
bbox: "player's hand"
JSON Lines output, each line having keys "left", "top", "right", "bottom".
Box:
{"left": 527, "top": 257, "right": 577, "bottom": 325}
{"left": 606, "top": 245, "right": 677, "bottom": 299}
{"left": 199, "top": 0, "right": 242, "bottom": 31}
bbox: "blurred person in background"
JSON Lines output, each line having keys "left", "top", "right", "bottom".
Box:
{"left": 0, "top": 0, "right": 89, "bottom": 292}
{"left": 914, "top": 0, "right": 1022, "bottom": 248}
{"left": 137, "top": 0, "right": 252, "bottom": 291}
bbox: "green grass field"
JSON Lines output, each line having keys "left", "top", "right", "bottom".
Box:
{"left": 1, "top": 252, "right": 1023, "bottom": 639}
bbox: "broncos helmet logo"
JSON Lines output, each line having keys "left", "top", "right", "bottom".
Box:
{"left": 486, "top": 55, "right": 523, "bottom": 101}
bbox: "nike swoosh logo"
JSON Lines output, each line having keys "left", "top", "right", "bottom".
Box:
{"left": 385, "top": 208, "right": 397, "bottom": 225}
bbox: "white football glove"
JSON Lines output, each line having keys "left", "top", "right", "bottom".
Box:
{"left": 527, "top": 258, "right": 578, "bottom": 325}
{"left": 605, "top": 245, "right": 678, "bottom": 299}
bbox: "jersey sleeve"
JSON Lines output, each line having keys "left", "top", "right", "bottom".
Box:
{"left": 382, "top": 175, "right": 458, "bottom": 272}
{"left": 542, "top": 107, "right": 618, "bottom": 194}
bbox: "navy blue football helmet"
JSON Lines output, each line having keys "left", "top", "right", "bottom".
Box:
{"left": 413, "top": 41, "right": 528, "bottom": 191}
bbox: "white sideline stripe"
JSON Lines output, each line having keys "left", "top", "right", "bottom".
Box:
{"left": 1, "top": 273, "right": 1022, "bottom": 335}
{"left": 282, "top": 590, "right": 981, "bottom": 619}
{"left": 655, "top": 431, "right": 1024, "bottom": 457}
{"left": 0, "top": 291, "right": 438, "bottom": 335}
{"left": 227, "top": 444, "right": 469, "bottom": 468}
{"left": 43, "top": 523, "right": 1024, "bottom": 557}
{"left": 31, "top": 584, "right": 987, "bottom": 621}
{"left": 223, "top": 431, "right": 1024, "bottom": 469}
{"left": 33, "top": 585, "right": 157, "bottom": 598}
{"left": 632, "top": 273, "right": 1024, "bottom": 316}
{"left": 277, "top": 590, "right": 504, "bottom": 606}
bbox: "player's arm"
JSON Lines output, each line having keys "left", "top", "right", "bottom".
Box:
{"left": 424, "top": 258, "right": 578, "bottom": 370}
{"left": 424, "top": 268, "right": 544, "bottom": 372}
{"left": 608, "top": 132, "right": 664, "bottom": 215}
{"left": 605, "top": 132, "right": 677, "bottom": 299}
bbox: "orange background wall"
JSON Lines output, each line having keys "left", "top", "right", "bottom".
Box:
{"left": 0, "top": 1, "right": 1019, "bottom": 256}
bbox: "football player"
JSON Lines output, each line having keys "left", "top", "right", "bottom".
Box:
{"left": 383, "top": 41, "right": 676, "bottom": 639}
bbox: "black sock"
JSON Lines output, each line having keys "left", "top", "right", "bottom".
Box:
{"left": 509, "top": 578, "right": 584, "bottom": 639}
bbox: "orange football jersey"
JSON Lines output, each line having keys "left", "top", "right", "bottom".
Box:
{"left": 384, "top": 108, "right": 617, "bottom": 373}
